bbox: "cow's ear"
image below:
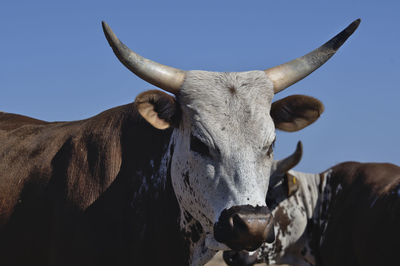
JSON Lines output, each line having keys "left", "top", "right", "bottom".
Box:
{"left": 271, "top": 95, "right": 324, "bottom": 132}
{"left": 135, "top": 90, "right": 180, "bottom": 130}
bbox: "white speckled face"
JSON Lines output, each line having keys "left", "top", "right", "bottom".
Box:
{"left": 170, "top": 70, "right": 276, "bottom": 234}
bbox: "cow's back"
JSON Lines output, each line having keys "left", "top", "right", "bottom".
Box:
{"left": 318, "top": 162, "right": 400, "bottom": 266}
{"left": 0, "top": 113, "right": 70, "bottom": 222}
{"left": 0, "top": 106, "right": 133, "bottom": 265}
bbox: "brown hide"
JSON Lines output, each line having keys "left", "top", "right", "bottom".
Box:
{"left": 317, "top": 162, "right": 400, "bottom": 266}
{"left": 0, "top": 104, "right": 189, "bottom": 266}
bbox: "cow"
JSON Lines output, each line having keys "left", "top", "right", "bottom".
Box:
{"left": 223, "top": 143, "right": 400, "bottom": 266}
{"left": 0, "top": 19, "right": 359, "bottom": 266}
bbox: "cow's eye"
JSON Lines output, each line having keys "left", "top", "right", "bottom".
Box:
{"left": 190, "top": 134, "right": 210, "bottom": 157}
{"left": 267, "top": 145, "right": 273, "bottom": 157}
{"left": 264, "top": 137, "right": 276, "bottom": 157}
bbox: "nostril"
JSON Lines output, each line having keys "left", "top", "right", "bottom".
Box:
{"left": 231, "top": 213, "right": 248, "bottom": 231}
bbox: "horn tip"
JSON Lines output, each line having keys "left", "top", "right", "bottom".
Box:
{"left": 325, "top": 18, "right": 361, "bottom": 52}
{"left": 101, "top": 21, "right": 123, "bottom": 52}
{"left": 101, "top": 21, "right": 112, "bottom": 38}
{"left": 346, "top": 18, "right": 361, "bottom": 35}
{"left": 296, "top": 141, "right": 303, "bottom": 157}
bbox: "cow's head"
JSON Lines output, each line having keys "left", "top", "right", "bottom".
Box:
{"left": 102, "top": 19, "right": 359, "bottom": 251}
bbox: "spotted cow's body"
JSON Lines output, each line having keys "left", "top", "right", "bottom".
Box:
{"left": 0, "top": 19, "right": 359, "bottom": 266}
{"left": 226, "top": 162, "right": 400, "bottom": 266}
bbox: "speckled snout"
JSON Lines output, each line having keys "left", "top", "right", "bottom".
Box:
{"left": 214, "top": 205, "right": 275, "bottom": 251}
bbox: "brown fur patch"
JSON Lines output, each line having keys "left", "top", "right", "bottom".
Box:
{"left": 274, "top": 206, "right": 291, "bottom": 237}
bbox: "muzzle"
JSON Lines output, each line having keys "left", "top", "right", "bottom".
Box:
{"left": 213, "top": 205, "right": 274, "bottom": 251}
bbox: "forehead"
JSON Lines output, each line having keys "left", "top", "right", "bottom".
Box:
{"left": 179, "top": 71, "right": 274, "bottom": 133}
{"left": 180, "top": 70, "right": 274, "bottom": 107}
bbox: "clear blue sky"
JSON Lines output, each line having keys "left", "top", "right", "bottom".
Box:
{"left": 1, "top": 0, "right": 399, "bottom": 173}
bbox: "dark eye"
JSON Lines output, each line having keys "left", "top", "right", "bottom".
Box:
{"left": 190, "top": 134, "right": 210, "bottom": 157}
{"left": 267, "top": 146, "right": 273, "bottom": 157}
{"left": 264, "top": 138, "right": 276, "bottom": 157}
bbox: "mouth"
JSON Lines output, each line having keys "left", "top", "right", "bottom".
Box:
{"left": 223, "top": 250, "right": 260, "bottom": 266}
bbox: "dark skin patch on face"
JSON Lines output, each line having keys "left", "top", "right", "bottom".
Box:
{"left": 181, "top": 170, "right": 195, "bottom": 195}
{"left": 183, "top": 211, "right": 193, "bottom": 222}
{"left": 189, "top": 221, "right": 203, "bottom": 243}
{"left": 181, "top": 210, "right": 203, "bottom": 244}
{"left": 183, "top": 171, "right": 190, "bottom": 188}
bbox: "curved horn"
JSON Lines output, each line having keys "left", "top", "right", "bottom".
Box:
{"left": 275, "top": 141, "right": 303, "bottom": 176}
{"left": 102, "top": 21, "right": 185, "bottom": 95}
{"left": 265, "top": 19, "right": 361, "bottom": 94}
